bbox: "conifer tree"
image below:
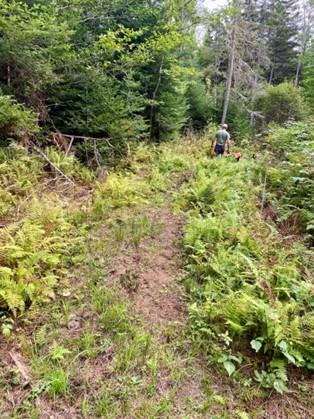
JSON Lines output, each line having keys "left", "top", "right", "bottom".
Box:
{"left": 262, "top": 0, "right": 299, "bottom": 84}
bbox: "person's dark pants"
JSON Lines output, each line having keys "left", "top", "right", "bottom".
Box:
{"left": 215, "top": 144, "right": 225, "bottom": 156}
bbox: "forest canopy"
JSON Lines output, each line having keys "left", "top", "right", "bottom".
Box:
{"left": 0, "top": 0, "right": 312, "bottom": 147}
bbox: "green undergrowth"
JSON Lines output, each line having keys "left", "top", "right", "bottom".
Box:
{"left": 0, "top": 144, "right": 43, "bottom": 218}
{"left": 3, "top": 136, "right": 239, "bottom": 418}
{"left": 1, "top": 134, "right": 313, "bottom": 418}
{"left": 177, "top": 155, "right": 314, "bottom": 393}
{"left": 92, "top": 141, "right": 203, "bottom": 219}
{"left": 0, "top": 137, "right": 202, "bottom": 332}
{"left": 0, "top": 144, "right": 94, "bottom": 334}
{"left": 262, "top": 122, "right": 314, "bottom": 240}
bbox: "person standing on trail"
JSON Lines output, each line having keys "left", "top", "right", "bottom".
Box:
{"left": 210, "top": 124, "right": 231, "bottom": 157}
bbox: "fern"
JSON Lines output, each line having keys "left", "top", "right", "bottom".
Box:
{"left": 180, "top": 156, "right": 314, "bottom": 389}
{"left": 0, "top": 198, "right": 72, "bottom": 316}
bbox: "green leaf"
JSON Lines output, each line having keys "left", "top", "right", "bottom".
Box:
{"left": 282, "top": 351, "right": 296, "bottom": 365}
{"left": 2, "top": 326, "right": 12, "bottom": 337}
{"left": 223, "top": 361, "right": 236, "bottom": 376}
{"left": 279, "top": 341, "right": 287, "bottom": 352}
{"left": 50, "top": 345, "right": 72, "bottom": 361}
{"left": 213, "top": 395, "right": 225, "bottom": 406}
{"left": 306, "top": 362, "right": 314, "bottom": 370}
{"left": 273, "top": 379, "right": 289, "bottom": 394}
{"left": 0, "top": 267, "right": 13, "bottom": 277}
{"left": 250, "top": 339, "right": 263, "bottom": 353}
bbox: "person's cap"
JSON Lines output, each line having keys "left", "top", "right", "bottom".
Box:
{"left": 221, "top": 123, "right": 228, "bottom": 129}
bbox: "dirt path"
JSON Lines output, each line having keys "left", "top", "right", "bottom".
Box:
{"left": 109, "top": 208, "right": 185, "bottom": 327}
{"left": 0, "top": 190, "right": 209, "bottom": 419}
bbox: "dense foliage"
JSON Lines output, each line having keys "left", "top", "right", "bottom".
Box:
{"left": 0, "top": 144, "right": 92, "bottom": 332}
{"left": 0, "top": 95, "right": 38, "bottom": 141}
{"left": 200, "top": 0, "right": 313, "bottom": 135}
{"left": 178, "top": 151, "right": 314, "bottom": 393}
{"left": 254, "top": 82, "right": 305, "bottom": 125}
{"left": 0, "top": 0, "right": 312, "bottom": 145}
{"left": 0, "top": 0, "right": 203, "bottom": 144}
{"left": 264, "top": 122, "right": 314, "bottom": 239}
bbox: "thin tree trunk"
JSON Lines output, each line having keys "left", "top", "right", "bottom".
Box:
{"left": 295, "top": 61, "right": 302, "bottom": 86}
{"left": 150, "top": 57, "right": 164, "bottom": 139}
{"left": 295, "top": 1, "right": 308, "bottom": 86}
{"left": 268, "top": 67, "right": 273, "bottom": 84}
{"left": 7, "top": 65, "right": 11, "bottom": 88}
{"left": 221, "top": 26, "right": 236, "bottom": 124}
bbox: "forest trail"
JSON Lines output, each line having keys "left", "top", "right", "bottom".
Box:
{"left": 0, "top": 152, "right": 211, "bottom": 418}
{"left": 1, "top": 0, "right": 313, "bottom": 416}
{"left": 108, "top": 207, "right": 185, "bottom": 326}
{"left": 1, "top": 137, "right": 313, "bottom": 419}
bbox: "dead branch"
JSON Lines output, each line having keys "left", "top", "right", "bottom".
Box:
{"left": 30, "top": 142, "right": 75, "bottom": 185}
{"left": 50, "top": 132, "right": 114, "bottom": 148}
{"left": 65, "top": 136, "right": 75, "bottom": 156}
{"left": 9, "top": 351, "right": 31, "bottom": 383}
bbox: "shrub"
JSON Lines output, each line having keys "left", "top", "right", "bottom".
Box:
{"left": 44, "top": 147, "right": 95, "bottom": 183}
{"left": 0, "top": 94, "right": 38, "bottom": 140}
{"left": 224, "top": 102, "right": 252, "bottom": 140}
{"left": 0, "top": 144, "right": 89, "bottom": 328}
{"left": 0, "top": 143, "right": 43, "bottom": 216}
{"left": 264, "top": 122, "right": 314, "bottom": 237}
{"left": 254, "top": 82, "right": 305, "bottom": 125}
{"left": 93, "top": 173, "right": 149, "bottom": 218}
{"left": 302, "top": 43, "right": 314, "bottom": 112}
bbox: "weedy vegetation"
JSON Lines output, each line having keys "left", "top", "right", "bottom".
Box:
{"left": 0, "top": 145, "right": 92, "bottom": 334}
{"left": 177, "top": 130, "right": 314, "bottom": 394}
{"left": 0, "top": 132, "right": 313, "bottom": 418}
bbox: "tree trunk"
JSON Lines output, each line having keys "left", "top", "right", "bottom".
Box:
{"left": 268, "top": 67, "right": 274, "bottom": 84}
{"left": 221, "top": 26, "right": 236, "bottom": 124}
{"left": 295, "top": 61, "right": 302, "bottom": 86}
{"left": 295, "top": 1, "right": 309, "bottom": 86}
{"left": 150, "top": 57, "right": 164, "bottom": 139}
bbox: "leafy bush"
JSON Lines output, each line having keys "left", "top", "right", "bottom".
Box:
{"left": 186, "top": 78, "right": 212, "bottom": 129}
{"left": 224, "top": 102, "right": 252, "bottom": 140}
{"left": 157, "top": 89, "right": 188, "bottom": 141}
{"left": 158, "top": 150, "right": 189, "bottom": 174}
{"left": 302, "top": 43, "right": 314, "bottom": 112}
{"left": 264, "top": 122, "right": 314, "bottom": 238}
{"left": 0, "top": 144, "right": 43, "bottom": 189}
{"left": 0, "top": 94, "right": 38, "bottom": 140}
{"left": 254, "top": 82, "right": 305, "bottom": 125}
{"left": 179, "top": 157, "right": 314, "bottom": 391}
{"left": 0, "top": 144, "right": 91, "bottom": 332}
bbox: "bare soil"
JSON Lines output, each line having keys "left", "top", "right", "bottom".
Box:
{"left": 109, "top": 208, "right": 185, "bottom": 327}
